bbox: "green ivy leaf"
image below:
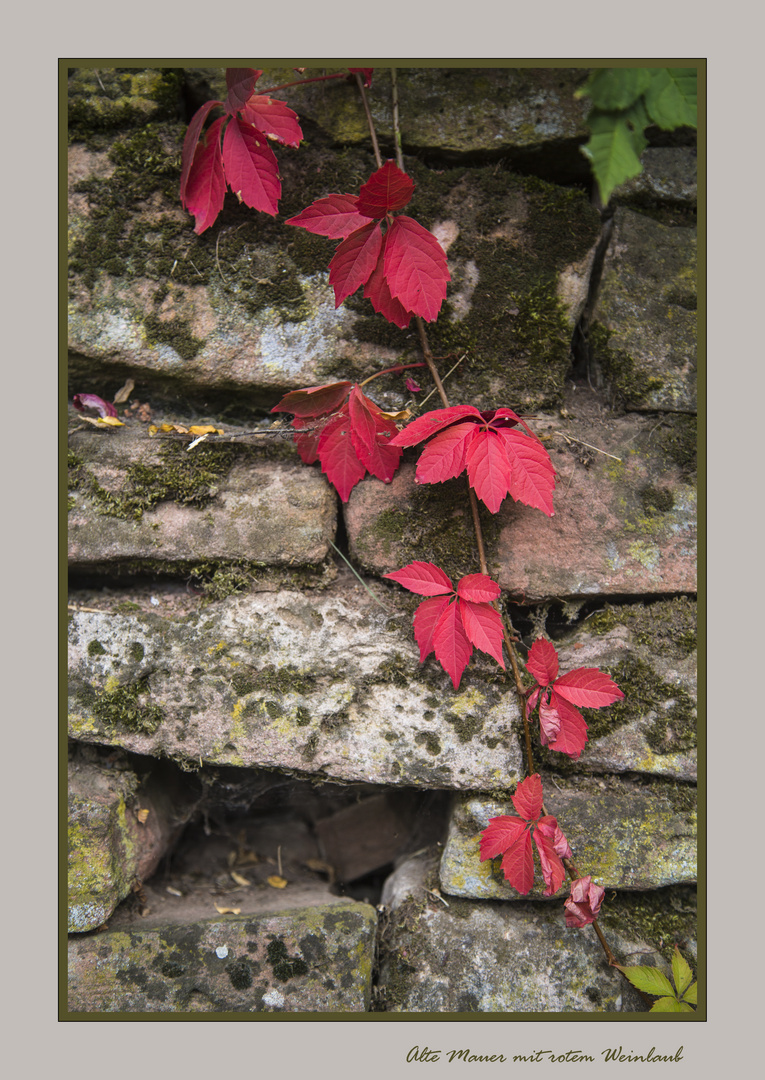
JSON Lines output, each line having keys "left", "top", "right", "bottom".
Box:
{"left": 651, "top": 996, "right": 694, "bottom": 1013}
{"left": 578, "top": 67, "right": 653, "bottom": 111}
{"left": 682, "top": 981, "right": 698, "bottom": 1005}
{"left": 671, "top": 945, "right": 694, "bottom": 998}
{"left": 580, "top": 111, "right": 645, "bottom": 205}
{"left": 616, "top": 963, "right": 675, "bottom": 998}
{"left": 644, "top": 68, "right": 697, "bottom": 129}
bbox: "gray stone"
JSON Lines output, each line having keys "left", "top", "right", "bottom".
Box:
{"left": 615, "top": 147, "right": 697, "bottom": 209}
{"left": 67, "top": 571, "right": 525, "bottom": 790}
{"left": 592, "top": 208, "right": 697, "bottom": 412}
{"left": 439, "top": 776, "right": 696, "bottom": 901}
{"left": 67, "top": 901, "right": 377, "bottom": 1013}
{"left": 68, "top": 423, "right": 336, "bottom": 572}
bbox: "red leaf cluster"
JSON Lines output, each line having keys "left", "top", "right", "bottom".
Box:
{"left": 525, "top": 639, "right": 625, "bottom": 759}
{"left": 271, "top": 381, "right": 401, "bottom": 502}
{"left": 286, "top": 161, "right": 450, "bottom": 327}
{"left": 479, "top": 774, "right": 572, "bottom": 896}
{"left": 180, "top": 68, "right": 302, "bottom": 234}
{"left": 383, "top": 561, "right": 505, "bottom": 689}
{"left": 564, "top": 875, "right": 605, "bottom": 928}
{"left": 389, "top": 405, "right": 556, "bottom": 515}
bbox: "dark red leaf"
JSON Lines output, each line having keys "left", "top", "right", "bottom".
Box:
{"left": 72, "top": 394, "right": 118, "bottom": 418}
{"left": 240, "top": 95, "right": 303, "bottom": 147}
{"left": 564, "top": 876, "right": 605, "bottom": 928}
{"left": 182, "top": 116, "right": 227, "bottom": 234}
{"left": 271, "top": 382, "right": 353, "bottom": 418}
{"left": 533, "top": 818, "right": 567, "bottom": 896}
{"left": 465, "top": 429, "right": 514, "bottom": 513}
{"left": 458, "top": 599, "right": 505, "bottom": 668}
{"left": 497, "top": 428, "right": 556, "bottom": 516}
{"left": 538, "top": 692, "right": 562, "bottom": 747}
{"left": 412, "top": 595, "right": 451, "bottom": 662}
{"left": 526, "top": 638, "right": 559, "bottom": 686}
{"left": 221, "top": 118, "right": 281, "bottom": 216}
{"left": 500, "top": 828, "right": 535, "bottom": 894}
{"left": 285, "top": 194, "right": 372, "bottom": 239}
{"left": 290, "top": 415, "right": 329, "bottom": 464}
{"left": 511, "top": 773, "right": 543, "bottom": 822}
{"left": 363, "top": 240, "right": 415, "bottom": 328}
{"left": 383, "top": 215, "right": 450, "bottom": 322}
{"left": 348, "top": 384, "right": 382, "bottom": 456}
{"left": 414, "top": 423, "right": 477, "bottom": 484}
{"left": 432, "top": 601, "right": 473, "bottom": 689}
{"left": 316, "top": 408, "right": 367, "bottom": 502}
{"left": 553, "top": 668, "right": 625, "bottom": 708}
{"left": 356, "top": 161, "right": 415, "bottom": 218}
{"left": 405, "top": 377, "right": 421, "bottom": 392}
{"left": 383, "top": 561, "right": 453, "bottom": 596}
{"left": 348, "top": 68, "right": 374, "bottom": 87}
{"left": 180, "top": 99, "right": 222, "bottom": 204}
{"left": 225, "top": 68, "right": 262, "bottom": 114}
{"left": 456, "top": 573, "right": 501, "bottom": 603}
{"left": 547, "top": 691, "right": 589, "bottom": 759}
{"left": 351, "top": 407, "right": 402, "bottom": 483}
{"left": 329, "top": 221, "right": 383, "bottom": 306}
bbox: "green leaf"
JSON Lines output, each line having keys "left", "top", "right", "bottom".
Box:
{"left": 644, "top": 68, "right": 697, "bottom": 129}
{"left": 578, "top": 68, "right": 652, "bottom": 111}
{"left": 682, "top": 981, "right": 697, "bottom": 1005}
{"left": 617, "top": 963, "right": 675, "bottom": 998}
{"left": 671, "top": 946, "right": 694, "bottom": 998}
{"left": 623, "top": 98, "right": 650, "bottom": 157}
{"left": 581, "top": 111, "right": 645, "bottom": 204}
{"left": 651, "top": 996, "right": 694, "bottom": 1013}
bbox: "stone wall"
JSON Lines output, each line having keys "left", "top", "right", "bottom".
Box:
{"left": 67, "top": 65, "right": 697, "bottom": 1014}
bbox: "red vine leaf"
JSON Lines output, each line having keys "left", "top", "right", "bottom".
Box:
{"left": 285, "top": 194, "right": 371, "bottom": 239}
{"left": 383, "top": 215, "right": 450, "bottom": 322}
{"left": 271, "top": 381, "right": 353, "bottom": 418}
{"left": 182, "top": 116, "right": 227, "bottom": 234}
{"left": 456, "top": 574, "right": 501, "bottom": 603}
{"left": 526, "top": 639, "right": 559, "bottom": 685}
{"left": 316, "top": 407, "right": 367, "bottom": 501}
{"left": 432, "top": 601, "right": 473, "bottom": 689}
{"left": 356, "top": 160, "right": 415, "bottom": 218}
{"left": 222, "top": 118, "right": 281, "bottom": 216}
{"left": 553, "top": 667, "right": 626, "bottom": 708}
{"left": 363, "top": 232, "right": 416, "bottom": 328}
{"left": 348, "top": 68, "right": 374, "bottom": 87}
{"left": 180, "top": 99, "right": 222, "bottom": 205}
{"left": 328, "top": 221, "right": 384, "bottom": 307}
{"left": 384, "top": 561, "right": 453, "bottom": 596}
{"left": 458, "top": 599, "right": 505, "bottom": 668}
{"left": 412, "top": 595, "right": 451, "bottom": 662}
{"left": 239, "top": 95, "right": 303, "bottom": 146}
{"left": 225, "top": 68, "right": 263, "bottom": 114}
{"left": 564, "top": 875, "right": 605, "bottom": 928}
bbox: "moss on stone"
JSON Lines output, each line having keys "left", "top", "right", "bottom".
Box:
{"left": 585, "top": 597, "right": 697, "bottom": 656}
{"left": 89, "top": 677, "right": 165, "bottom": 735}
{"left": 88, "top": 640, "right": 108, "bottom": 657}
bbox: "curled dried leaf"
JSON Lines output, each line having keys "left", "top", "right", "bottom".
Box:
{"left": 267, "top": 875, "right": 288, "bottom": 889}
{"left": 214, "top": 904, "right": 242, "bottom": 915}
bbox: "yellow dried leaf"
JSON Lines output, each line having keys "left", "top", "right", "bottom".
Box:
{"left": 136, "top": 808, "right": 150, "bottom": 824}
{"left": 379, "top": 408, "right": 411, "bottom": 422}
{"left": 267, "top": 875, "right": 288, "bottom": 889}
{"left": 188, "top": 425, "right": 223, "bottom": 435}
{"left": 214, "top": 904, "right": 242, "bottom": 915}
{"left": 230, "top": 871, "right": 251, "bottom": 887}
{"left": 80, "top": 415, "right": 125, "bottom": 428}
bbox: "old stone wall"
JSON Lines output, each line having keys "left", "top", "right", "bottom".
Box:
{"left": 67, "top": 65, "right": 697, "bottom": 1014}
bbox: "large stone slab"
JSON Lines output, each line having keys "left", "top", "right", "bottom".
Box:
{"left": 68, "top": 423, "right": 336, "bottom": 573}
{"left": 345, "top": 406, "right": 696, "bottom": 603}
{"left": 376, "top": 852, "right": 649, "bottom": 1012}
{"left": 68, "top": 572, "right": 525, "bottom": 790}
{"left": 592, "top": 208, "right": 697, "bottom": 412}
{"left": 68, "top": 902, "right": 376, "bottom": 1013}
{"left": 439, "top": 775, "right": 696, "bottom": 901}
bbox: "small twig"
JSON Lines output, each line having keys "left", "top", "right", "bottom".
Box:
{"left": 391, "top": 69, "right": 404, "bottom": 171}
{"left": 417, "top": 353, "right": 468, "bottom": 410}
{"left": 554, "top": 431, "right": 622, "bottom": 462}
{"left": 68, "top": 604, "right": 110, "bottom": 614}
{"left": 426, "top": 888, "right": 450, "bottom": 908}
{"left": 355, "top": 72, "right": 382, "bottom": 168}
{"left": 215, "top": 232, "right": 227, "bottom": 285}
{"left": 277, "top": 846, "right": 282, "bottom": 877}
{"left": 328, "top": 540, "right": 392, "bottom": 613}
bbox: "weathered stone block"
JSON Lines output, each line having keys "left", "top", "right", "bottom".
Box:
{"left": 67, "top": 902, "right": 376, "bottom": 1013}
{"left": 439, "top": 776, "right": 696, "bottom": 901}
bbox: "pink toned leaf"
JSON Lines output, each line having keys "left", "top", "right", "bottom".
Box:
{"left": 182, "top": 116, "right": 227, "bottom": 234}
{"left": 383, "top": 216, "right": 450, "bottom": 322}
{"left": 533, "top": 820, "right": 567, "bottom": 896}
{"left": 285, "top": 194, "right": 371, "bottom": 239}
{"left": 548, "top": 691, "right": 589, "bottom": 759}
{"left": 329, "top": 221, "right": 383, "bottom": 306}
{"left": 412, "top": 595, "right": 451, "bottom": 663}
{"left": 465, "top": 430, "right": 513, "bottom": 513}
{"left": 511, "top": 773, "right": 543, "bottom": 822}
{"left": 240, "top": 95, "right": 302, "bottom": 147}
{"left": 538, "top": 692, "right": 562, "bottom": 747}
{"left": 180, "top": 99, "right": 222, "bottom": 203}
{"left": 316, "top": 409, "right": 367, "bottom": 502}
{"left": 456, "top": 574, "right": 501, "bottom": 603}
{"left": 551, "top": 822, "right": 572, "bottom": 861}
{"left": 414, "top": 423, "right": 477, "bottom": 484}
{"left": 497, "top": 428, "right": 556, "bottom": 516}
{"left": 526, "top": 638, "right": 559, "bottom": 686}
{"left": 383, "top": 561, "right": 454, "bottom": 597}
{"left": 356, "top": 161, "right": 415, "bottom": 218}
{"left": 348, "top": 384, "right": 383, "bottom": 455}
{"left": 290, "top": 415, "right": 331, "bottom": 464}
{"left": 479, "top": 815, "right": 528, "bottom": 861}
{"left": 72, "top": 394, "right": 118, "bottom": 418}
{"left": 225, "top": 68, "right": 262, "bottom": 114}
{"left": 527, "top": 687, "right": 540, "bottom": 713}
{"left": 363, "top": 242, "right": 415, "bottom": 328}
{"left": 565, "top": 875, "right": 605, "bottom": 929}
{"left": 388, "top": 406, "right": 481, "bottom": 448}
{"left": 500, "top": 829, "right": 535, "bottom": 894}
{"left": 405, "top": 377, "right": 421, "bottom": 392}
{"left": 432, "top": 602, "right": 473, "bottom": 689}
{"left": 271, "top": 382, "right": 352, "bottom": 418}
{"left": 348, "top": 68, "right": 374, "bottom": 87}
{"left": 458, "top": 600, "right": 505, "bottom": 668}
{"left": 490, "top": 407, "right": 523, "bottom": 426}
{"left": 222, "top": 118, "right": 281, "bottom": 216}
{"left": 553, "top": 667, "right": 625, "bottom": 708}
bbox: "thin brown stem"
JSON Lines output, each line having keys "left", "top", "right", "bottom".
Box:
{"left": 415, "top": 318, "right": 450, "bottom": 408}
{"left": 391, "top": 68, "right": 404, "bottom": 171}
{"left": 355, "top": 72, "right": 382, "bottom": 168}
{"left": 359, "top": 362, "right": 425, "bottom": 387}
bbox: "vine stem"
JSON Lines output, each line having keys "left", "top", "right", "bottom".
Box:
{"left": 354, "top": 72, "right": 382, "bottom": 168}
